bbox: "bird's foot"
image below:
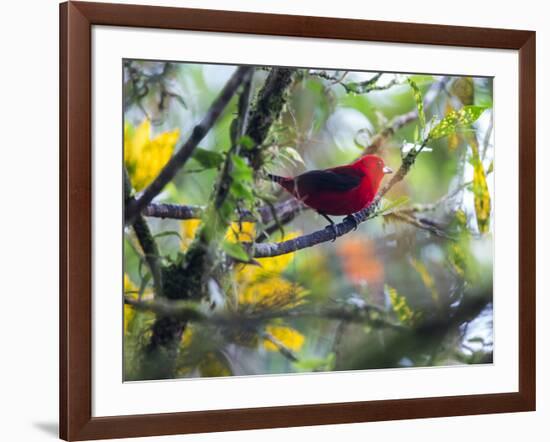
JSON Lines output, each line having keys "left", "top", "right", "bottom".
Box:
{"left": 318, "top": 212, "right": 338, "bottom": 242}
{"left": 325, "top": 223, "right": 339, "bottom": 242}
{"left": 344, "top": 213, "right": 359, "bottom": 231}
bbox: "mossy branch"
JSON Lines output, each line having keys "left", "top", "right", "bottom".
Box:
{"left": 125, "top": 295, "right": 404, "bottom": 331}
{"left": 125, "top": 169, "right": 163, "bottom": 298}
{"left": 126, "top": 287, "right": 492, "bottom": 346}
{"left": 244, "top": 67, "right": 295, "bottom": 169}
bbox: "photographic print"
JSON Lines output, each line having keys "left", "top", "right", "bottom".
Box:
{"left": 123, "top": 61, "right": 494, "bottom": 381}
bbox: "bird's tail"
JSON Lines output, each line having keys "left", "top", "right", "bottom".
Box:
{"left": 266, "top": 173, "right": 286, "bottom": 184}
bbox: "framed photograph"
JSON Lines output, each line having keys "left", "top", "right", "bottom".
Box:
{"left": 60, "top": 1, "right": 536, "bottom": 440}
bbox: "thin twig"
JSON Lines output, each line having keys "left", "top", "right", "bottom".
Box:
{"left": 311, "top": 71, "right": 398, "bottom": 94}
{"left": 364, "top": 76, "right": 448, "bottom": 155}
{"left": 260, "top": 331, "right": 299, "bottom": 362}
{"left": 384, "top": 212, "right": 456, "bottom": 241}
{"left": 397, "top": 180, "right": 472, "bottom": 214}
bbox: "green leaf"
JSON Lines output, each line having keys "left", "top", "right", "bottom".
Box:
{"left": 222, "top": 240, "right": 250, "bottom": 262}
{"left": 191, "top": 147, "right": 224, "bottom": 169}
{"left": 410, "top": 258, "right": 439, "bottom": 303}
{"left": 429, "top": 105, "right": 488, "bottom": 141}
{"left": 138, "top": 273, "right": 151, "bottom": 298}
{"left": 198, "top": 351, "right": 232, "bottom": 377}
{"left": 453, "top": 209, "right": 468, "bottom": 229}
{"left": 451, "top": 77, "right": 474, "bottom": 105}
{"left": 293, "top": 353, "right": 335, "bottom": 372}
{"left": 230, "top": 154, "right": 253, "bottom": 182}
{"left": 343, "top": 82, "right": 359, "bottom": 93}
{"left": 468, "top": 337, "right": 485, "bottom": 344}
{"left": 281, "top": 147, "right": 305, "bottom": 165}
{"left": 230, "top": 180, "right": 254, "bottom": 200}
{"left": 379, "top": 196, "right": 410, "bottom": 215}
{"left": 407, "top": 78, "right": 425, "bottom": 130}
{"left": 153, "top": 230, "right": 183, "bottom": 241}
{"left": 413, "top": 125, "right": 419, "bottom": 144}
{"left": 238, "top": 135, "right": 256, "bottom": 150}
{"left": 229, "top": 155, "right": 255, "bottom": 202}
{"left": 386, "top": 284, "right": 418, "bottom": 326}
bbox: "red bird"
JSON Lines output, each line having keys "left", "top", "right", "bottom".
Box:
{"left": 268, "top": 154, "right": 392, "bottom": 231}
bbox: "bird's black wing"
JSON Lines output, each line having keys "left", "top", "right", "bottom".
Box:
{"left": 296, "top": 168, "right": 362, "bottom": 193}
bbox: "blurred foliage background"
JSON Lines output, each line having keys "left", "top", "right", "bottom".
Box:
{"left": 123, "top": 60, "right": 494, "bottom": 380}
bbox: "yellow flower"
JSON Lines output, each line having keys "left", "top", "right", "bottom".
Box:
{"left": 410, "top": 258, "right": 439, "bottom": 303}
{"left": 176, "top": 222, "right": 307, "bottom": 356}
{"left": 264, "top": 325, "right": 305, "bottom": 352}
{"left": 181, "top": 325, "right": 194, "bottom": 347}
{"left": 387, "top": 284, "right": 417, "bottom": 325}
{"left": 179, "top": 221, "right": 256, "bottom": 250}
{"left": 238, "top": 277, "right": 306, "bottom": 310}
{"left": 225, "top": 222, "right": 255, "bottom": 243}
{"left": 124, "top": 274, "right": 136, "bottom": 334}
{"left": 125, "top": 119, "right": 180, "bottom": 191}
{"left": 180, "top": 219, "right": 202, "bottom": 250}
{"left": 235, "top": 232, "right": 306, "bottom": 311}
{"left": 236, "top": 231, "right": 299, "bottom": 284}
{"left": 123, "top": 273, "right": 154, "bottom": 334}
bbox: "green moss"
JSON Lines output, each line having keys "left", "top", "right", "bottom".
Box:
{"left": 140, "top": 316, "right": 185, "bottom": 379}
{"left": 245, "top": 68, "right": 295, "bottom": 169}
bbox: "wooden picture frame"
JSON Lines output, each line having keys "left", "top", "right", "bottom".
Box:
{"left": 60, "top": 1, "right": 536, "bottom": 440}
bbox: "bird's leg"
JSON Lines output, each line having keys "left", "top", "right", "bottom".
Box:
{"left": 344, "top": 212, "right": 359, "bottom": 231}
{"left": 319, "top": 212, "right": 338, "bottom": 242}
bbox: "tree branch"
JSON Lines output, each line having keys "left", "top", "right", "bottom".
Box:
{"left": 251, "top": 146, "right": 423, "bottom": 258}
{"left": 384, "top": 211, "right": 456, "bottom": 241}
{"left": 398, "top": 181, "right": 472, "bottom": 215}
{"left": 142, "top": 203, "right": 204, "bottom": 220}
{"left": 125, "top": 287, "right": 492, "bottom": 346}
{"left": 311, "top": 71, "right": 400, "bottom": 95}
{"left": 125, "top": 170, "right": 163, "bottom": 297}
{"left": 124, "top": 296, "right": 404, "bottom": 331}
{"left": 142, "top": 198, "right": 304, "bottom": 225}
{"left": 125, "top": 66, "right": 254, "bottom": 225}
{"left": 244, "top": 68, "right": 295, "bottom": 169}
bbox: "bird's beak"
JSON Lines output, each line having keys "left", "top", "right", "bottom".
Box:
{"left": 383, "top": 166, "right": 393, "bottom": 174}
